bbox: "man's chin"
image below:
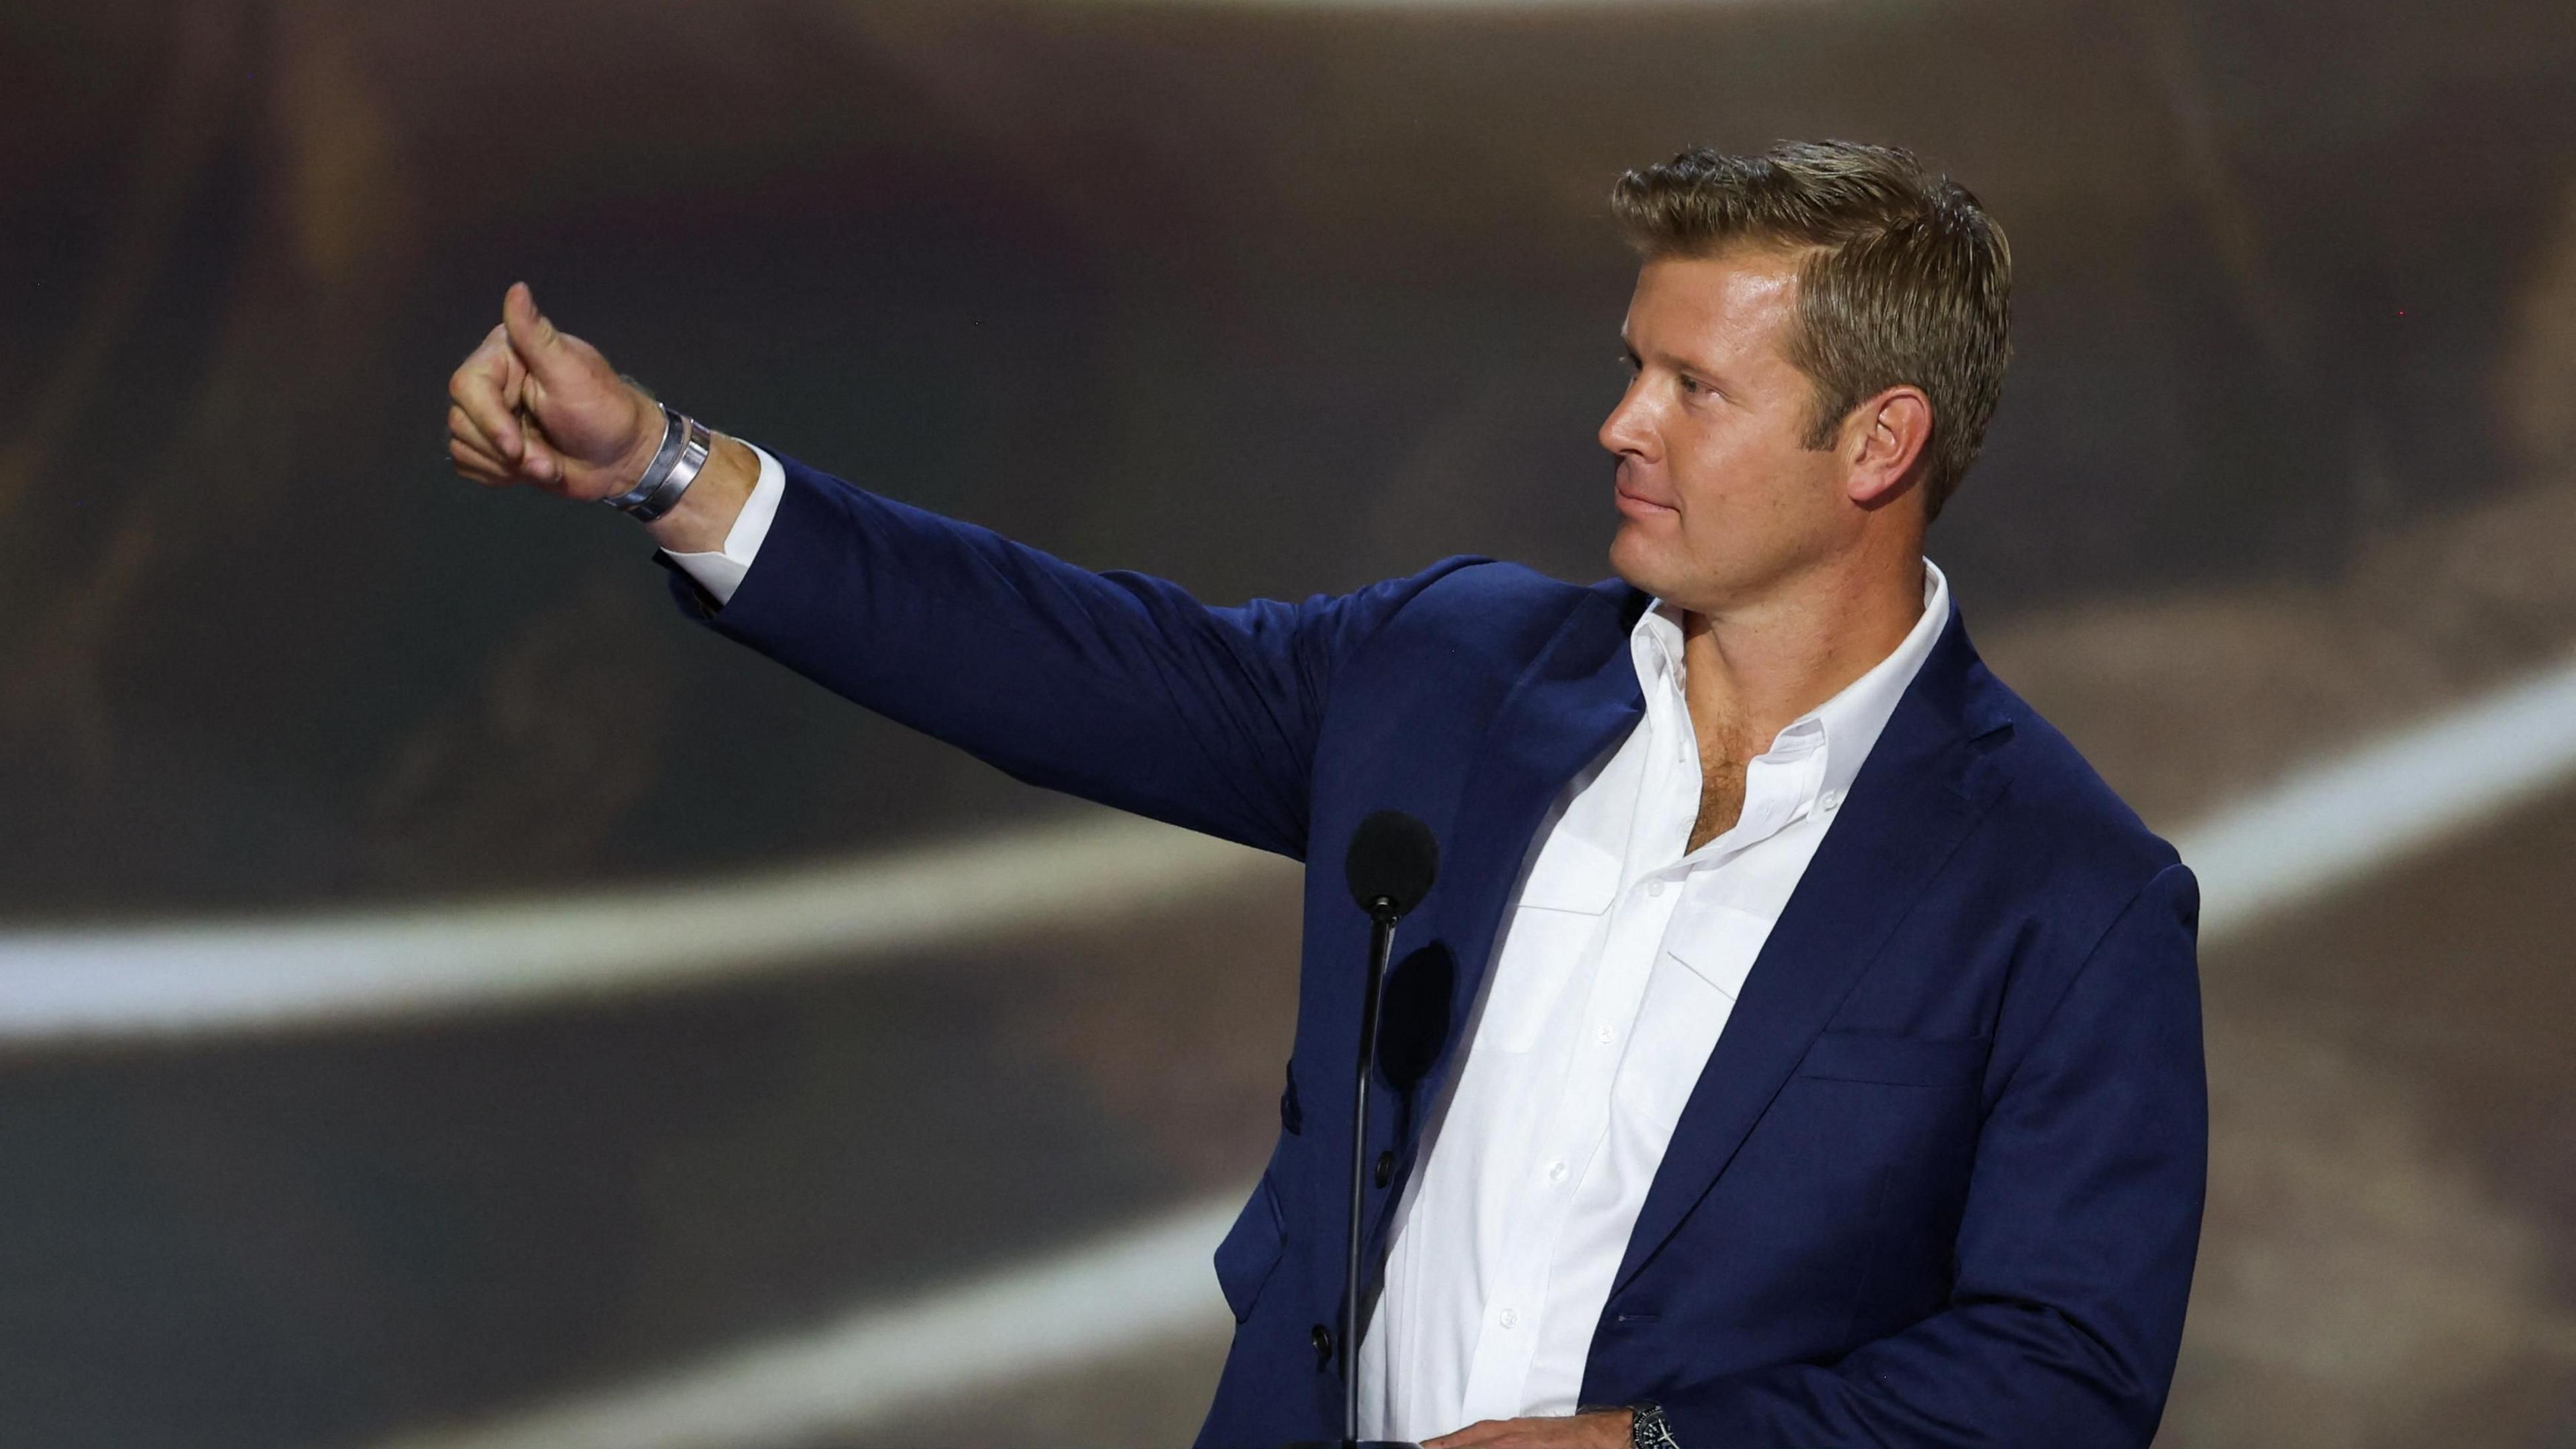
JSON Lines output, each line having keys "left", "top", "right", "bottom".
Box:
{"left": 1607, "top": 527, "right": 1676, "bottom": 597}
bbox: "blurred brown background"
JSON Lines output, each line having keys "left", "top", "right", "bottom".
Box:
{"left": 3, "top": 0, "right": 2573, "bottom": 1445}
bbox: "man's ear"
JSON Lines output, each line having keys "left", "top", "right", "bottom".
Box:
{"left": 1845, "top": 386, "right": 1933, "bottom": 511}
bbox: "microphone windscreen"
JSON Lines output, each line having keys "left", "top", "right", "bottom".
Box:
{"left": 1346, "top": 809, "right": 1440, "bottom": 918}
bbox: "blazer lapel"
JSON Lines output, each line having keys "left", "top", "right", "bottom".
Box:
{"left": 1604, "top": 600, "right": 2015, "bottom": 1299}
{"left": 1428, "top": 578, "right": 1650, "bottom": 1099}
{"left": 1363, "top": 579, "right": 1646, "bottom": 1253}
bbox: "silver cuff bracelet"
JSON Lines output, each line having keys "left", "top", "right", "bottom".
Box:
{"left": 603, "top": 402, "right": 712, "bottom": 522}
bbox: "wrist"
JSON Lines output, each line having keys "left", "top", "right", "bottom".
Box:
{"left": 609, "top": 384, "right": 667, "bottom": 492}
{"left": 1572, "top": 1405, "right": 1646, "bottom": 1448}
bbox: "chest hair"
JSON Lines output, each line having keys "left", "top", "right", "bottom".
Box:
{"left": 1688, "top": 743, "right": 1751, "bottom": 853}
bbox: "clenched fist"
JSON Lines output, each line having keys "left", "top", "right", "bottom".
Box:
{"left": 446, "top": 281, "right": 760, "bottom": 555}
{"left": 445, "top": 281, "right": 663, "bottom": 500}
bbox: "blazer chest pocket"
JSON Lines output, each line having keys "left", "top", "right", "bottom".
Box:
{"left": 1213, "top": 1172, "right": 1287, "bottom": 1323}
{"left": 1794, "top": 1029, "right": 1990, "bottom": 1089}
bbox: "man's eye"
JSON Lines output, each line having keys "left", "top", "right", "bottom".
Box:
{"left": 1678, "top": 375, "right": 1701, "bottom": 394}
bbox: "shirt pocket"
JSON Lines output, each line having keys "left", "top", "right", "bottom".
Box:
{"left": 1660, "top": 890, "right": 1770, "bottom": 1003}
{"left": 1613, "top": 894, "right": 1765, "bottom": 1125}
{"left": 1476, "top": 828, "right": 1621, "bottom": 1053}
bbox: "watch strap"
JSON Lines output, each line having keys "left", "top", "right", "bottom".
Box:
{"left": 1629, "top": 1402, "right": 1679, "bottom": 1449}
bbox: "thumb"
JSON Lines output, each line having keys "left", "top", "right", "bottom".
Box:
{"left": 511, "top": 374, "right": 560, "bottom": 484}
{"left": 502, "top": 280, "right": 580, "bottom": 386}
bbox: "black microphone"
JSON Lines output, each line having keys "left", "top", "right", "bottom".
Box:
{"left": 1320, "top": 810, "right": 1439, "bottom": 1449}
{"left": 1348, "top": 809, "right": 1439, "bottom": 921}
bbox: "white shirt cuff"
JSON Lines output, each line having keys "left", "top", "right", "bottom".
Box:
{"left": 659, "top": 441, "right": 786, "bottom": 608}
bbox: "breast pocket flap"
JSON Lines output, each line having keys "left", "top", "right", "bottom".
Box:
{"left": 1513, "top": 829, "right": 1621, "bottom": 914}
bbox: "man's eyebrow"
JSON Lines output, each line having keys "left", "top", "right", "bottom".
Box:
{"left": 1623, "top": 335, "right": 1727, "bottom": 381}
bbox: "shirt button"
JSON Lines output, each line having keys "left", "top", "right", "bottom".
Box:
{"left": 1821, "top": 790, "right": 1843, "bottom": 811}
{"left": 1546, "top": 1160, "right": 1569, "bottom": 1184}
{"left": 1646, "top": 879, "right": 1666, "bottom": 898}
{"left": 1596, "top": 1023, "right": 1615, "bottom": 1046}
{"left": 1499, "top": 1307, "right": 1519, "bottom": 1330}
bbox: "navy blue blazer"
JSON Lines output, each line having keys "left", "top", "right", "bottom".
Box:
{"left": 655, "top": 453, "right": 2208, "bottom": 1448}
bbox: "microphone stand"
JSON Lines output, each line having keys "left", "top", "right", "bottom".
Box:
{"left": 1295, "top": 808, "right": 1433, "bottom": 1449}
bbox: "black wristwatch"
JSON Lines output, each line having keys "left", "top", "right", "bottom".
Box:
{"left": 1629, "top": 1401, "right": 1680, "bottom": 1449}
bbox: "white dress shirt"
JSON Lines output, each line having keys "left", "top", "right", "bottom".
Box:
{"left": 661, "top": 448, "right": 1951, "bottom": 1440}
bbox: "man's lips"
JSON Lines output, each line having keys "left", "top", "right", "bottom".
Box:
{"left": 1614, "top": 485, "right": 1677, "bottom": 517}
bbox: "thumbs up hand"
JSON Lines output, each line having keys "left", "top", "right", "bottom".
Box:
{"left": 447, "top": 282, "right": 663, "bottom": 502}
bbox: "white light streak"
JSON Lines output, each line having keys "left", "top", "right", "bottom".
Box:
{"left": 364, "top": 1195, "right": 1244, "bottom": 1449}
{"left": 0, "top": 812, "right": 1289, "bottom": 1043}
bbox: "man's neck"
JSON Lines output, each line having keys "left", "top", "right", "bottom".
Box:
{"left": 1674, "top": 552, "right": 1928, "bottom": 761}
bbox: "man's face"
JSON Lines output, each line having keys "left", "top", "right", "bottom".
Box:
{"left": 1599, "top": 247, "right": 1854, "bottom": 613}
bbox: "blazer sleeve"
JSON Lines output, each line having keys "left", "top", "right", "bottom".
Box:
{"left": 652, "top": 448, "right": 1487, "bottom": 861}
{"left": 1657, "top": 861, "right": 2209, "bottom": 1448}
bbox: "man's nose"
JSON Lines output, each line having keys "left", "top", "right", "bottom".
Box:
{"left": 1598, "top": 384, "right": 1655, "bottom": 459}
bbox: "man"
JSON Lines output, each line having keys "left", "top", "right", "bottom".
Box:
{"left": 447, "top": 140, "right": 2205, "bottom": 1449}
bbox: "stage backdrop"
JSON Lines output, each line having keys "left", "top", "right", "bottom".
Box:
{"left": 2, "top": 1, "right": 2572, "bottom": 1445}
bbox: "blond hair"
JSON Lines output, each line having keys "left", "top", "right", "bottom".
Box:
{"left": 1610, "top": 140, "right": 2012, "bottom": 523}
